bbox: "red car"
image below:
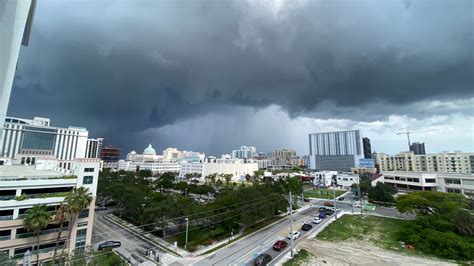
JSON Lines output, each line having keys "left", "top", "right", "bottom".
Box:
{"left": 272, "top": 240, "right": 288, "bottom": 251}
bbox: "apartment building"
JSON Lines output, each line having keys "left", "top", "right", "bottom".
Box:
{"left": 373, "top": 171, "right": 474, "bottom": 198}
{"left": 0, "top": 158, "right": 100, "bottom": 264}
{"left": 374, "top": 151, "right": 474, "bottom": 173}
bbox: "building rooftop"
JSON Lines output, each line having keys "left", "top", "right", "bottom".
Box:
{"left": 0, "top": 165, "right": 63, "bottom": 180}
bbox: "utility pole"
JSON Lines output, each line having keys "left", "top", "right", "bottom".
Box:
{"left": 185, "top": 218, "right": 189, "bottom": 250}
{"left": 332, "top": 177, "right": 337, "bottom": 219}
{"left": 289, "top": 192, "right": 294, "bottom": 259}
{"left": 350, "top": 192, "right": 354, "bottom": 214}
{"left": 358, "top": 182, "right": 362, "bottom": 214}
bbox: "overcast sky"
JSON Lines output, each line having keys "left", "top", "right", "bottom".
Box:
{"left": 9, "top": 0, "right": 474, "bottom": 156}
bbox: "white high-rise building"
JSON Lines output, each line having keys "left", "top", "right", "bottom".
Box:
{"left": 2, "top": 117, "right": 92, "bottom": 162}
{"left": 0, "top": 0, "right": 35, "bottom": 152}
{"left": 85, "top": 138, "right": 103, "bottom": 159}
{"left": 308, "top": 130, "right": 363, "bottom": 171}
{"left": 231, "top": 146, "right": 257, "bottom": 159}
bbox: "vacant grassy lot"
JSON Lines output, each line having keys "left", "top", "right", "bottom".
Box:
{"left": 283, "top": 248, "right": 312, "bottom": 266}
{"left": 304, "top": 189, "right": 345, "bottom": 199}
{"left": 317, "top": 215, "right": 407, "bottom": 250}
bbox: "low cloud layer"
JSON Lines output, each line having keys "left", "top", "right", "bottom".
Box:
{"left": 9, "top": 0, "right": 473, "bottom": 154}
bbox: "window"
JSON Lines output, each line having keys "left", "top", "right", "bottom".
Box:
{"left": 84, "top": 168, "right": 94, "bottom": 173}
{"left": 446, "top": 188, "right": 461, "bottom": 194}
{"left": 78, "top": 209, "right": 89, "bottom": 219}
{"left": 425, "top": 178, "right": 436, "bottom": 183}
{"left": 83, "top": 176, "right": 93, "bottom": 185}
{"left": 445, "top": 179, "right": 461, "bottom": 185}
{"left": 76, "top": 228, "right": 87, "bottom": 240}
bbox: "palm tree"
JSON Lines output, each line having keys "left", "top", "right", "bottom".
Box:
{"left": 53, "top": 187, "right": 92, "bottom": 263}
{"left": 23, "top": 205, "right": 52, "bottom": 266}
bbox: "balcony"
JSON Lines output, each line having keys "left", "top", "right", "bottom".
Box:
{"left": 0, "top": 175, "right": 77, "bottom": 181}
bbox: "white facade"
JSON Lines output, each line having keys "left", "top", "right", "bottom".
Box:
{"left": 2, "top": 117, "right": 91, "bottom": 162}
{"left": 231, "top": 146, "right": 257, "bottom": 159}
{"left": 0, "top": 0, "right": 33, "bottom": 153}
{"left": 375, "top": 171, "right": 474, "bottom": 197}
{"left": 202, "top": 158, "right": 258, "bottom": 182}
{"left": 374, "top": 151, "right": 474, "bottom": 173}
{"left": 119, "top": 144, "right": 204, "bottom": 174}
{"left": 179, "top": 161, "right": 203, "bottom": 178}
{"left": 85, "top": 137, "right": 103, "bottom": 159}
{"left": 0, "top": 158, "right": 100, "bottom": 263}
{"left": 335, "top": 173, "right": 360, "bottom": 188}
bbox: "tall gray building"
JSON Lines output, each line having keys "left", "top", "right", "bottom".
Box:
{"left": 308, "top": 130, "right": 363, "bottom": 171}
{"left": 410, "top": 142, "right": 426, "bottom": 155}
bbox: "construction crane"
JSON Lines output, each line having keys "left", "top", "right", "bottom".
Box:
{"left": 396, "top": 128, "right": 440, "bottom": 150}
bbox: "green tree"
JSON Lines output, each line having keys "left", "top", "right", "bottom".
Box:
{"left": 63, "top": 187, "right": 92, "bottom": 256}
{"left": 23, "top": 205, "right": 52, "bottom": 265}
{"left": 0, "top": 251, "right": 14, "bottom": 266}
{"left": 175, "top": 181, "right": 188, "bottom": 192}
{"left": 224, "top": 174, "right": 233, "bottom": 185}
{"left": 368, "top": 182, "right": 397, "bottom": 203}
{"left": 138, "top": 169, "right": 153, "bottom": 178}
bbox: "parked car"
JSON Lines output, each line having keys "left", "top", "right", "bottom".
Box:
{"left": 319, "top": 212, "right": 326, "bottom": 219}
{"left": 313, "top": 217, "right": 322, "bottom": 224}
{"left": 319, "top": 207, "right": 326, "bottom": 212}
{"left": 95, "top": 206, "right": 107, "bottom": 211}
{"left": 302, "top": 223, "right": 313, "bottom": 231}
{"left": 303, "top": 198, "right": 311, "bottom": 202}
{"left": 324, "top": 208, "right": 335, "bottom": 215}
{"left": 254, "top": 253, "right": 272, "bottom": 266}
{"left": 338, "top": 197, "right": 344, "bottom": 201}
{"left": 272, "top": 240, "right": 288, "bottom": 251}
{"left": 287, "top": 231, "right": 301, "bottom": 240}
{"left": 324, "top": 201, "right": 335, "bottom": 207}
{"left": 98, "top": 240, "right": 121, "bottom": 250}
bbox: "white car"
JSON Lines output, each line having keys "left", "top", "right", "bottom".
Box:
{"left": 313, "top": 218, "right": 322, "bottom": 224}
{"left": 287, "top": 231, "right": 301, "bottom": 240}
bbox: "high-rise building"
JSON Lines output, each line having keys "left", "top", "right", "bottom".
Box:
{"left": 0, "top": 158, "right": 100, "bottom": 264}
{"left": 374, "top": 151, "right": 474, "bottom": 173}
{"left": 363, "top": 137, "right": 372, "bottom": 158}
{"left": 231, "top": 146, "right": 257, "bottom": 159}
{"left": 272, "top": 149, "right": 296, "bottom": 160}
{"left": 308, "top": 130, "right": 363, "bottom": 171}
{"left": 0, "top": 0, "right": 35, "bottom": 153}
{"left": 85, "top": 138, "right": 103, "bottom": 159}
{"left": 410, "top": 142, "right": 426, "bottom": 155}
{"left": 2, "top": 117, "right": 92, "bottom": 163}
{"left": 100, "top": 146, "right": 121, "bottom": 162}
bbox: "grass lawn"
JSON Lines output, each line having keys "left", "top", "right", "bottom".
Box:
{"left": 304, "top": 189, "right": 345, "bottom": 199}
{"left": 282, "top": 249, "right": 312, "bottom": 266}
{"left": 316, "top": 215, "right": 408, "bottom": 251}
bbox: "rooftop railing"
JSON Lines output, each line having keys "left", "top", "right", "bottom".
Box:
{"left": 0, "top": 175, "right": 77, "bottom": 181}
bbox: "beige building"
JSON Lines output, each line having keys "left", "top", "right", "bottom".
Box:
{"left": 0, "top": 158, "right": 100, "bottom": 264}
{"left": 202, "top": 157, "right": 258, "bottom": 182}
{"left": 373, "top": 171, "right": 474, "bottom": 198}
{"left": 374, "top": 151, "right": 474, "bottom": 173}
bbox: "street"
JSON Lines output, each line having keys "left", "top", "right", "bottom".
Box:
{"left": 92, "top": 209, "right": 158, "bottom": 265}
{"left": 195, "top": 206, "right": 322, "bottom": 266}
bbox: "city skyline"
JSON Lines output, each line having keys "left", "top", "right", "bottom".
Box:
{"left": 8, "top": 0, "right": 474, "bottom": 156}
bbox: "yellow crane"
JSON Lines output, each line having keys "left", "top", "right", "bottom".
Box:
{"left": 396, "top": 128, "right": 440, "bottom": 150}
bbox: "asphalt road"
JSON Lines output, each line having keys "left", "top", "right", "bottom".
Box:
{"left": 92, "top": 209, "right": 157, "bottom": 264}
{"left": 194, "top": 206, "right": 321, "bottom": 266}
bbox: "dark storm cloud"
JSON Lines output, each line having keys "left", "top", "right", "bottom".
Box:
{"left": 9, "top": 0, "right": 473, "bottom": 152}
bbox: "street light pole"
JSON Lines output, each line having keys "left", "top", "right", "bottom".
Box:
{"left": 333, "top": 177, "right": 337, "bottom": 219}
{"left": 185, "top": 218, "right": 189, "bottom": 250}
{"left": 289, "top": 192, "right": 294, "bottom": 259}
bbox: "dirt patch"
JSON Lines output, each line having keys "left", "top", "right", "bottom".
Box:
{"left": 298, "top": 239, "right": 455, "bottom": 266}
